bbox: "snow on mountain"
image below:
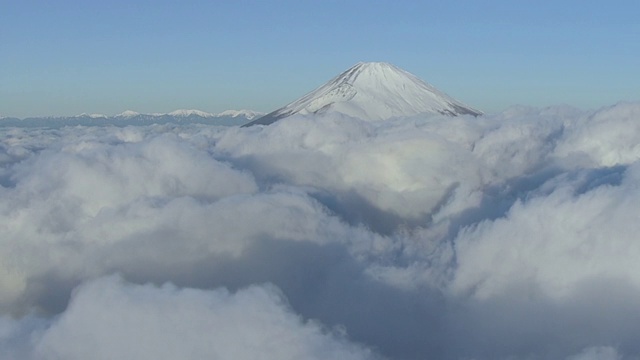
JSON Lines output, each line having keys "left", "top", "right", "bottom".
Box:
{"left": 1, "top": 109, "right": 264, "bottom": 128}
{"left": 217, "top": 110, "right": 264, "bottom": 120}
{"left": 112, "top": 109, "right": 261, "bottom": 119}
{"left": 115, "top": 110, "right": 141, "bottom": 118}
{"left": 168, "top": 109, "right": 215, "bottom": 117}
{"left": 75, "top": 113, "right": 108, "bottom": 118}
{"left": 244, "top": 62, "right": 482, "bottom": 126}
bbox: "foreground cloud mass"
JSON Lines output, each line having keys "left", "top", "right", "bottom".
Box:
{"left": 33, "top": 276, "right": 374, "bottom": 360}
{"left": 1, "top": 102, "right": 640, "bottom": 359}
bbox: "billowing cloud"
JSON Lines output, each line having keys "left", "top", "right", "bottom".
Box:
{"left": 1, "top": 102, "right": 640, "bottom": 359}
{"left": 452, "top": 162, "right": 640, "bottom": 300}
{"left": 2, "top": 276, "right": 376, "bottom": 360}
{"left": 214, "top": 114, "right": 490, "bottom": 227}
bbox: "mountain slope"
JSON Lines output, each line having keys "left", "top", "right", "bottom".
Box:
{"left": 244, "top": 62, "right": 482, "bottom": 127}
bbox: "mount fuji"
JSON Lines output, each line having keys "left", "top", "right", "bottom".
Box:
{"left": 243, "top": 62, "right": 482, "bottom": 127}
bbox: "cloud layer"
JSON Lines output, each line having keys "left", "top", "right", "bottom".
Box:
{"left": 31, "top": 276, "right": 375, "bottom": 360}
{"left": 2, "top": 102, "right": 640, "bottom": 359}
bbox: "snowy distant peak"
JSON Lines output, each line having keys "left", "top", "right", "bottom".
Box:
{"left": 112, "top": 109, "right": 262, "bottom": 119}
{"left": 244, "top": 61, "right": 482, "bottom": 126}
{"left": 116, "top": 110, "right": 140, "bottom": 118}
{"left": 1, "top": 109, "right": 265, "bottom": 128}
{"left": 217, "top": 109, "right": 264, "bottom": 120}
{"left": 168, "top": 109, "right": 215, "bottom": 117}
{"left": 75, "top": 113, "right": 107, "bottom": 118}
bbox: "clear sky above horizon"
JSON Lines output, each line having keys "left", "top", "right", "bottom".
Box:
{"left": 1, "top": 0, "right": 639, "bottom": 118}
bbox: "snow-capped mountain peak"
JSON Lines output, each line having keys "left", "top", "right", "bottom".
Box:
{"left": 1, "top": 108, "right": 264, "bottom": 128}
{"left": 217, "top": 109, "right": 264, "bottom": 120}
{"left": 112, "top": 109, "right": 262, "bottom": 119}
{"left": 74, "top": 113, "right": 108, "bottom": 118}
{"left": 244, "top": 62, "right": 482, "bottom": 126}
{"left": 168, "top": 109, "right": 215, "bottom": 117}
{"left": 115, "top": 110, "right": 141, "bottom": 118}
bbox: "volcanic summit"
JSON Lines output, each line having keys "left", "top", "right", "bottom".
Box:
{"left": 243, "top": 62, "right": 482, "bottom": 126}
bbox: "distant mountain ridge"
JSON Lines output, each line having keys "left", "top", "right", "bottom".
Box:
{"left": 0, "top": 109, "right": 264, "bottom": 128}
{"left": 244, "top": 62, "right": 482, "bottom": 127}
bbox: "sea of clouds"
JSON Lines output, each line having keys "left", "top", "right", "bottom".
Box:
{"left": 1, "top": 102, "right": 640, "bottom": 359}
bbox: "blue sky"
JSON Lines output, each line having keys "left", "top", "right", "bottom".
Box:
{"left": 1, "top": 0, "right": 639, "bottom": 117}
